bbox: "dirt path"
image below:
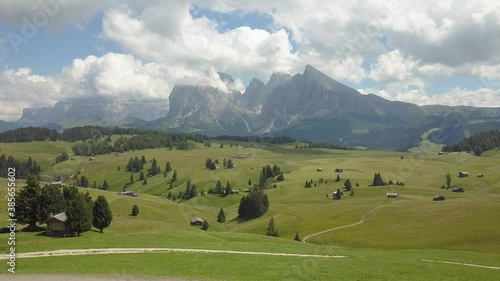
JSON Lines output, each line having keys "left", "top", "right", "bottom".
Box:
{"left": 0, "top": 247, "right": 345, "bottom": 260}
{"left": 421, "top": 259, "right": 500, "bottom": 270}
{"left": 303, "top": 201, "right": 398, "bottom": 243}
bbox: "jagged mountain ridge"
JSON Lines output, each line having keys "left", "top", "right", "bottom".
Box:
{"left": 5, "top": 65, "right": 500, "bottom": 150}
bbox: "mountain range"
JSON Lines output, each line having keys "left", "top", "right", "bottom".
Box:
{"left": 3, "top": 65, "right": 500, "bottom": 151}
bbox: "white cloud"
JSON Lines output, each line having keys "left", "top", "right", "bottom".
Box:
{"left": 0, "top": 0, "right": 117, "bottom": 32}
{"left": 0, "top": 52, "right": 250, "bottom": 121}
{"left": 0, "top": 68, "right": 61, "bottom": 121}
{"left": 359, "top": 87, "right": 500, "bottom": 108}
{"left": 101, "top": 4, "right": 297, "bottom": 80}
{"left": 1, "top": 0, "right": 500, "bottom": 119}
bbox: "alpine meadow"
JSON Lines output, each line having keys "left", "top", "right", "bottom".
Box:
{"left": 2, "top": 1, "right": 500, "bottom": 280}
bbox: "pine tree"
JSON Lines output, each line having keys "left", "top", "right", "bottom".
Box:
{"left": 217, "top": 208, "right": 226, "bottom": 223}
{"left": 131, "top": 205, "right": 139, "bottom": 216}
{"left": 446, "top": 173, "right": 451, "bottom": 189}
{"left": 66, "top": 192, "right": 92, "bottom": 234}
{"left": 63, "top": 185, "right": 78, "bottom": 203}
{"left": 139, "top": 171, "right": 145, "bottom": 181}
{"left": 185, "top": 179, "right": 192, "bottom": 199}
{"left": 130, "top": 174, "right": 134, "bottom": 183}
{"left": 294, "top": 232, "right": 300, "bottom": 241}
{"left": 220, "top": 143, "right": 224, "bottom": 148}
{"left": 266, "top": 217, "right": 279, "bottom": 237}
{"left": 92, "top": 195, "right": 113, "bottom": 233}
{"left": 142, "top": 179, "right": 147, "bottom": 185}
{"left": 171, "top": 170, "right": 178, "bottom": 183}
{"left": 335, "top": 174, "right": 341, "bottom": 182}
{"left": 344, "top": 179, "right": 352, "bottom": 191}
{"left": 225, "top": 180, "right": 232, "bottom": 195}
{"left": 201, "top": 220, "right": 209, "bottom": 230}
{"left": 15, "top": 175, "right": 41, "bottom": 229}
{"left": 214, "top": 180, "right": 223, "bottom": 194}
{"left": 165, "top": 161, "right": 172, "bottom": 173}
{"left": 141, "top": 155, "right": 146, "bottom": 165}
{"left": 37, "top": 184, "right": 66, "bottom": 223}
{"left": 227, "top": 159, "right": 234, "bottom": 169}
{"left": 223, "top": 158, "right": 227, "bottom": 168}
{"left": 102, "top": 180, "right": 109, "bottom": 190}
{"left": 189, "top": 184, "right": 198, "bottom": 199}
{"left": 248, "top": 179, "right": 252, "bottom": 186}
{"left": 149, "top": 158, "right": 158, "bottom": 176}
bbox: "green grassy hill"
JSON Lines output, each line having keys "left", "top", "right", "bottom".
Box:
{"left": 0, "top": 139, "right": 499, "bottom": 280}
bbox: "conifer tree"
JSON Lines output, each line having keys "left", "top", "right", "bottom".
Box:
{"left": 217, "top": 208, "right": 226, "bottom": 223}
{"left": 92, "top": 195, "right": 113, "bottom": 233}
{"left": 15, "top": 175, "right": 41, "bottom": 230}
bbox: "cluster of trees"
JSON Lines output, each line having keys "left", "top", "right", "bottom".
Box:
{"left": 304, "top": 179, "right": 314, "bottom": 188}
{"left": 209, "top": 180, "right": 233, "bottom": 196}
{"left": 442, "top": 129, "right": 500, "bottom": 156}
{"left": 259, "top": 164, "right": 284, "bottom": 187}
{"left": 77, "top": 176, "right": 90, "bottom": 187}
{"left": 0, "top": 154, "right": 41, "bottom": 178}
{"left": 237, "top": 190, "right": 269, "bottom": 219}
{"left": 0, "top": 126, "right": 206, "bottom": 156}
{"left": 296, "top": 141, "right": 353, "bottom": 150}
{"left": 0, "top": 127, "right": 59, "bottom": 142}
{"left": 175, "top": 141, "right": 189, "bottom": 150}
{"left": 214, "top": 135, "right": 296, "bottom": 144}
{"left": 205, "top": 158, "right": 220, "bottom": 170}
{"left": 225, "top": 158, "right": 235, "bottom": 169}
{"left": 183, "top": 179, "right": 198, "bottom": 200}
{"left": 126, "top": 156, "right": 145, "bottom": 172}
{"left": 206, "top": 158, "right": 236, "bottom": 170}
{"left": 15, "top": 176, "right": 112, "bottom": 234}
{"left": 388, "top": 180, "right": 405, "bottom": 186}
{"left": 372, "top": 173, "right": 386, "bottom": 186}
{"left": 72, "top": 140, "right": 113, "bottom": 156}
{"left": 55, "top": 152, "right": 69, "bottom": 164}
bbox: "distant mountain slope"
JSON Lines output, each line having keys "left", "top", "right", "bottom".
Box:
{"left": 4, "top": 65, "right": 500, "bottom": 150}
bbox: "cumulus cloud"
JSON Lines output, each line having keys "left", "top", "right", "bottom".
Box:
{"left": 0, "top": 52, "right": 249, "bottom": 121}
{"left": 1, "top": 0, "right": 500, "bottom": 122}
{"left": 359, "top": 87, "right": 500, "bottom": 108}
{"left": 101, "top": 4, "right": 297, "bottom": 80}
{"left": 0, "top": 68, "right": 61, "bottom": 121}
{"left": 0, "top": 0, "right": 117, "bottom": 32}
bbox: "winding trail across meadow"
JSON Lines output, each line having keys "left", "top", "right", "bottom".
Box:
{"left": 302, "top": 201, "right": 400, "bottom": 243}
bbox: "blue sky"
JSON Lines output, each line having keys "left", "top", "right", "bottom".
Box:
{"left": 0, "top": 0, "right": 499, "bottom": 121}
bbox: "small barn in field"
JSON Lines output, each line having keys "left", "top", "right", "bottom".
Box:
{"left": 458, "top": 171, "right": 469, "bottom": 178}
{"left": 335, "top": 168, "right": 344, "bottom": 173}
{"left": 45, "top": 212, "right": 73, "bottom": 236}
{"left": 190, "top": 217, "right": 204, "bottom": 226}
{"left": 452, "top": 187, "right": 464, "bottom": 192}
{"left": 386, "top": 192, "right": 399, "bottom": 198}
{"left": 50, "top": 181, "right": 65, "bottom": 188}
{"left": 477, "top": 174, "right": 484, "bottom": 178}
{"left": 433, "top": 195, "right": 445, "bottom": 201}
{"left": 317, "top": 168, "right": 323, "bottom": 172}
